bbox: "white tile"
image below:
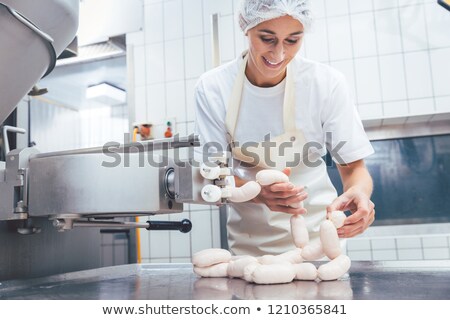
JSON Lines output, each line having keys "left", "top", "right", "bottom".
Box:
{"left": 423, "top": 247, "right": 450, "bottom": 260}
{"left": 327, "top": 16, "right": 353, "bottom": 61}
{"left": 348, "top": 0, "right": 373, "bottom": 13}
{"left": 187, "top": 121, "right": 196, "bottom": 134}
{"left": 133, "top": 45, "right": 146, "bottom": 87}
{"left": 127, "top": 31, "right": 145, "bottom": 46}
{"left": 371, "top": 238, "right": 397, "bottom": 250}
{"left": 383, "top": 101, "right": 409, "bottom": 118}
{"left": 304, "top": 20, "right": 329, "bottom": 63}
{"left": 373, "top": 0, "right": 399, "bottom": 10}
{"left": 190, "top": 210, "right": 213, "bottom": 253}
{"left": 183, "top": 0, "right": 203, "bottom": 37}
{"left": 347, "top": 250, "right": 372, "bottom": 260}
{"left": 147, "top": 83, "right": 166, "bottom": 123}
{"left": 430, "top": 48, "right": 450, "bottom": 97}
{"left": 425, "top": 3, "right": 450, "bottom": 48}
{"left": 422, "top": 236, "right": 449, "bottom": 248}
{"left": 139, "top": 228, "right": 150, "bottom": 259}
{"left": 399, "top": 4, "right": 428, "bottom": 51}
{"left": 165, "top": 40, "right": 185, "bottom": 81}
{"left": 164, "top": 0, "right": 183, "bottom": 40}
{"left": 166, "top": 81, "right": 186, "bottom": 121}
{"left": 404, "top": 51, "right": 433, "bottom": 99}
{"left": 150, "top": 230, "right": 171, "bottom": 258}
{"left": 234, "top": 29, "right": 248, "bottom": 57}
{"left": 144, "top": 2, "right": 164, "bottom": 44}
{"left": 150, "top": 258, "right": 171, "bottom": 263}
{"left": 374, "top": 8, "right": 402, "bottom": 55}
{"left": 372, "top": 249, "right": 397, "bottom": 260}
{"left": 146, "top": 43, "right": 165, "bottom": 84}
{"left": 203, "top": 0, "right": 233, "bottom": 34}
{"left": 330, "top": 60, "right": 357, "bottom": 102}
{"left": 351, "top": 12, "right": 377, "bottom": 58}
{"left": 145, "top": 0, "right": 162, "bottom": 4}
{"left": 398, "top": 0, "right": 423, "bottom": 6}
{"left": 171, "top": 257, "right": 191, "bottom": 263}
{"left": 436, "top": 96, "right": 450, "bottom": 113}
{"left": 219, "top": 15, "right": 236, "bottom": 63}
{"left": 396, "top": 236, "right": 422, "bottom": 249}
{"left": 169, "top": 211, "right": 192, "bottom": 257}
{"left": 398, "top": 248, "right": 423, "bottom": 260}
{"left": 189, "top": 203, "right": 211, "bottom": 211}
{"left": 324, "top": 0, "right": 349, "bottom": 17}
{"left": 204, "top": 33, "right": 213, "bottom": 70}
{"left": 310, "top": 0, "right": 326, "bottom": 19}
{"left": 176, "top": 122, "right": 188, "bottom": 136}
{"left": 354, "top": 57, "right": 382, "bottom": 104}
{"left": 409, "top": 98, "right": 435, "bottom": 116}
{"left": 379, "top": 54, "right": 407, "bottom": 101}
{"left": 347, "top": 239, "right": 371, "bottom": 250}
{"left": 185, "top": 36, "right": 206, "bottom": 78}
{"left": 185, "top": 79, "right": 198, "bottom": 122}
{"left": 134, "top": 86, "right": 147, "bottom": 122}
{"left": 358, "top": 103, "right": 383, "bottom": 120}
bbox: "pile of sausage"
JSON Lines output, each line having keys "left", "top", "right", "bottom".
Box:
{"left": 192, "top": 169, "right": 351, "bottom": 284}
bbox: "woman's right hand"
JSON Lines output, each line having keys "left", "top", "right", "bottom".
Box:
{"left": 251, "top": 168, "right": 307, "bottom": 215}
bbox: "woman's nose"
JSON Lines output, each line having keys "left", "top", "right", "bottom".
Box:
{"left": 273, "top": 43, "right": 285, "bottom": 62}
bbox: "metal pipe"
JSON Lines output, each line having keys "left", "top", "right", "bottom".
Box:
{"left": 31, "top": 134, "right": 200, "bottom": 159}
{"left": 2, "top": 125, "right": 26, "bottom": 155}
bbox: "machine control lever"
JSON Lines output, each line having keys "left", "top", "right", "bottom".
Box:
{"left": 146, "top": 219, "right": 192, "bottom": 233}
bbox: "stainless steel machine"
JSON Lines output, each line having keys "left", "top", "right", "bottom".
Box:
{"left": 0, "top": 0, "right": 231, "bottom": 235}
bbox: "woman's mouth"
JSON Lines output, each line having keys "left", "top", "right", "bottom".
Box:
{"left": 262, "top": 56, "right": 284, "bottom": 69}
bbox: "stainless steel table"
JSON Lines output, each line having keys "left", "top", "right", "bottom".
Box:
{"left": 1, "top": 261, "right": 449, "bottom": 299}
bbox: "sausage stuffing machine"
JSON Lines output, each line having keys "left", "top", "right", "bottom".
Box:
{"left": 0, "top": 0, "right": 231, "bottom": 235}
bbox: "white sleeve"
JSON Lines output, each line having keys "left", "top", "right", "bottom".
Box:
{"left": 321, "top": 73, "right": 374, "bottom": 164}
{"left": 193, "top": 80, "right": 229, "bottom": 163}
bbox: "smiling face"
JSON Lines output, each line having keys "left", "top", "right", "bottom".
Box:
{"left": 245, "top": 15, "right": 304, "bottom": 87}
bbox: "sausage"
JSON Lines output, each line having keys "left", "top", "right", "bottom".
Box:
{"left": 251, "top": 263, "right": 296, "bottom": 284}
{"left": 255, "top": 169, "right": 289, "bottom": 186}
{"left": 329, "top": 210, "right": 346, "bottom": 228}
{"left": 301, "top": 241, "right": 325, "bottom": 261}
{"left": 229, "top": 181, "right": 262, "bottom": 203}
{"left": 320, "top": 220, "right": 341, "bottom": 260}
{"left": 227, "top": 256, "right": 258, "bottom": 278}
{"left": 194, "top": 262, "right": 229, "bottom": 278}
{"left": 317, "top": 254, "right": 351, "bottom": 281}
{"left": 290, "top": 214, "right": 309, "bottom": 248}
{"left": 192, "top": 248, "right": 231, "bottom": 267}
{"left": 293, "top": 262, "right": 318, "bottom": 281}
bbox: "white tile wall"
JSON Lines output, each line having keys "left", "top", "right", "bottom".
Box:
{"left": 430, "top": 48, "right": 450, "bottom": 96}
{"left": 327, "top": 16, "right": 353, "bottom": 61}
{"left": 404, "top": 51, "right": 433, "bottom": 99}
{"left": 347, "top": 224, "right": 450, "bottom": 262}
{"left": 129, "top": 0, "right": 450, "bottom": 263}
{"left": 351, "top": 12, "right": 377, "bottom": 58}
{"left": 183, "top": 0, "right": 203, "bottom": 37}
{"left": 164, "top": 0, "right": 183, "bottom": 41}
{"left": 379, "top": 54, "right": 407, "bottom": 101}
{"left": 354, "top": 57, "right": 382, "bottom": 104}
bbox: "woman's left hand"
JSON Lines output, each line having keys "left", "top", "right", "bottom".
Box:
{"left": 327, "top": 187, "right": 375, "bottom": 238}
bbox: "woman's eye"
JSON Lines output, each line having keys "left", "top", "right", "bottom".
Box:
{"left": 261, "top": 37, "right": 275, "bottom": 43}
{"left": 285, "top": 38, "right": 299, "bottom": 44}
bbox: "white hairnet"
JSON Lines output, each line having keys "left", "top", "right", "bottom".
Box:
{"left": 238, "top": 0, "right": 312, "bottom": 34}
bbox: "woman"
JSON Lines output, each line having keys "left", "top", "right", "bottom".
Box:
{"left": 195, "top": 0, "right": 375, "bottom": 256}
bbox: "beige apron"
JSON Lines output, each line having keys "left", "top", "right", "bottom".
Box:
{"left": 225, "top": 53, "right": 338, "bottom": 256}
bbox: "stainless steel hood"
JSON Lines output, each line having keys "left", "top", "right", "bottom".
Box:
{"left": 0, "top": 0, "right": 79, "bottom": 124}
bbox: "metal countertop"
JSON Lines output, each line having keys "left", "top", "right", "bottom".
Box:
{"left": 1, "top": 261, "right": 449, "bottom": 300}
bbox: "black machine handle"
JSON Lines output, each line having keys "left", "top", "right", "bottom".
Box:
{"left": 146, "top": 219, "right": 192, "bottom": 233}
